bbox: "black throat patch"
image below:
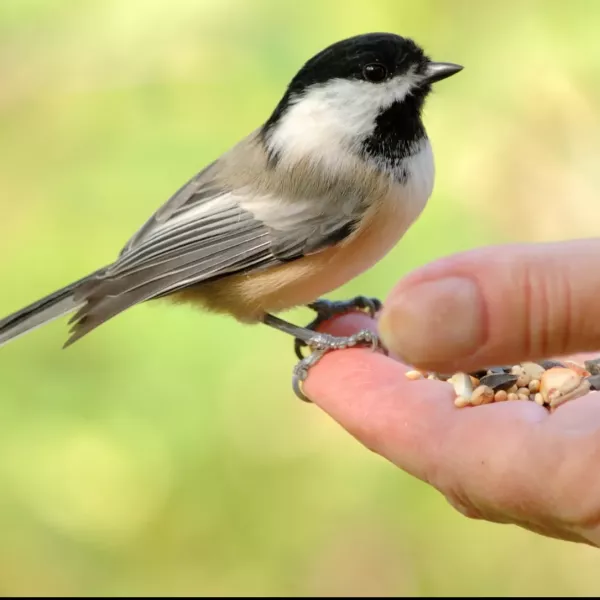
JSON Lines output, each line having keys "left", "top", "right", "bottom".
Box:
{"left": 360, "top": 89, "right": 428, "bottom": 182}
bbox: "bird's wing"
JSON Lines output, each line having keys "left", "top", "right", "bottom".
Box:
{"left": 65, "top": 161, "right": 361, "bottom": 345}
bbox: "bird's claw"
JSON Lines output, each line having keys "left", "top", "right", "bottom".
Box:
{"left": 292, "top": 328, "right": 381, "bottom": 402}
{"left": 294, "top": 296, "right": 382, "bottom": 360}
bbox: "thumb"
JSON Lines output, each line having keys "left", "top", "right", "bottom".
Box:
{"left": 378, "top": 239, "right": 600, "bottom": 374}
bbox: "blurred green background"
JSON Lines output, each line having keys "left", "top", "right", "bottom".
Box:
{"left": 1, "top": 0, "right": 600, "bottom": 595}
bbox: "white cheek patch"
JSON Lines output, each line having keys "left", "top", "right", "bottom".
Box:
{"left": 266, "top": 73, "right": 420, "bottom": 168}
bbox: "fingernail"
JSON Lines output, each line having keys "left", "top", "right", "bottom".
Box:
{"left": 378, "top": 277, "right": 484, "bottom": 367}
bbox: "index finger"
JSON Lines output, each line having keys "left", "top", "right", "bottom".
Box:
{"left": 303, "top": 313, "right": 550, "bottom": 490}
{"left": 303, "top": 312, "right": 457, "bottom": 483}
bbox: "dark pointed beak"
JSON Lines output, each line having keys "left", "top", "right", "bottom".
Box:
{"left": 423, "top": 62, "right": 463, "bottom": 84}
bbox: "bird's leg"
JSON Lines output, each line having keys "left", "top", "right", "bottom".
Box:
{"left": 263, "top": 312, "right": 382, "bottom": 403}
{"left": 293, "top": 296, "right": 382, "bottom": 360}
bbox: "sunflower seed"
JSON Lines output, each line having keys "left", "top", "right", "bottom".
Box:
{"left": 479, "top": 373, "right": 519, "bottom": 392}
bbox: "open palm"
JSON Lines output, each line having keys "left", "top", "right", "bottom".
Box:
{"left": 304, "top": 311, "right": 600, "bottom": 548}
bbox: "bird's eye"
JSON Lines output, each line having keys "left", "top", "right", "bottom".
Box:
{"left": 362, "top": 63, "right": 388, "bottom": 83}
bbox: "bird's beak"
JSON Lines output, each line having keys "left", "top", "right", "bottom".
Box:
{"left": 422, "top": 62, "right": 463, "bottom": 84}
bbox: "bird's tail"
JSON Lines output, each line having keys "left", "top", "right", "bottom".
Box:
{"left": 0, "top": 275, "right": 93, "bottom": 348}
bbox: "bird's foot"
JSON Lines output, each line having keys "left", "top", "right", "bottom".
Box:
{"left": 292, "top": 328, "right": 381, "bottom": 402}
{"left": 294, "top": 296, "right": 382, "bottom": 360}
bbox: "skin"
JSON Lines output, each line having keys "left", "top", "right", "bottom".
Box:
{"left": 302, "top": 238, "right": 600, "bottom": 548}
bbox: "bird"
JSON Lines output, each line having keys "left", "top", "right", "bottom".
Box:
{"left": 0, "top": 32, "right": 462, "bottom": 401}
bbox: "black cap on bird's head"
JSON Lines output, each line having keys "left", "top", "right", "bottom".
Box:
{"left": 287, "top": 32, "right": 462, "bottom": 95}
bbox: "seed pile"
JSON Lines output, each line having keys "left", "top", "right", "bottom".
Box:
{"left": 405, "top": 358, "right": 600, "bottom": 411}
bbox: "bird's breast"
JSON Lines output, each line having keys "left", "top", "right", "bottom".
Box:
{"left": 183, "top": 141, "right": 434, "bottom": 323}
{"left": 188, "top": 142, "right": 433, "bottom": 322}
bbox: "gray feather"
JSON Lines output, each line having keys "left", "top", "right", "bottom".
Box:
{"left": 0, "top": 275, "right": 92, "bottom": 348}
{"left": 64, "top": 195, "right": 283, "bottom": 344}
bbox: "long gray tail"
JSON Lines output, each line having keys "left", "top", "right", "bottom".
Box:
{"left": 0, "top": 275, "right": 92, "bottom": 348}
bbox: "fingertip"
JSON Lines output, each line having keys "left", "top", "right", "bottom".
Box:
{"left": 301, "top": 347, "right": 414, "bottom": 451}
{"left": 379, "top": 274, "right": 486, "bottom": 372}
{"left": 303, "top": 310, "right": 411, "bottom": 409}
{"left": 312, "top": 310, "right": 379, "bottom": 338}
{"left": 296, "top": 309, "right": 392, "bottom": 409}
{"left": 301, "top": 340, "right": 458, "bottom": 483}
{"left": 378, "top": 240, "right": 600, "bottom": 373}
{"left": 303, "top": 344, "right": 408, "bottom": 408}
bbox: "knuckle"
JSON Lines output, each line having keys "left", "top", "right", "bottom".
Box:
{"left": 518, "top": 260, "right": 572, "bottom": 357}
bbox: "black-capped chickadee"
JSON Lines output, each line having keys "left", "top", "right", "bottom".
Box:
{"left": 0, "top": 32, "right": 462, "bottom": 401}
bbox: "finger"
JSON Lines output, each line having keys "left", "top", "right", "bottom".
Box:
{"left": 305, "top": 350, "right": 457, "bottom": 484}
{"left": 302, "top": 313, "right": 460, "bottom": 483}
{"left": 377, "top": 239, "right": 600, "bottom": 374}
{"left": 304, "top": 326, "right": 553, "bottom": 500}
{"left": 305, "top": 313, "right": 565, "bottom": 522}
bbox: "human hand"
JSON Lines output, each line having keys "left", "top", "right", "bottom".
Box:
{"left": 303, "top": 240, "right": 600, "bottom": 547}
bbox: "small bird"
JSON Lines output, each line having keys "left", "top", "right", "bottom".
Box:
{"left": 0, "top": 32, "right": 462, "bottom": 401}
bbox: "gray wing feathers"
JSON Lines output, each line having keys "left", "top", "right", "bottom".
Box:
{"left": 64, "top": 184, "right": 359, "bottom": 346}
{"left": 64, "top": 196, "right": 279, "bottom": 346}
{"left": 113, "top": 203, "right": 259, "bottom": 274}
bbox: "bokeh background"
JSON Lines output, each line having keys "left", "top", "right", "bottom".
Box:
{"left": 1, "top": 0, "right": 600, "bottom": 595}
